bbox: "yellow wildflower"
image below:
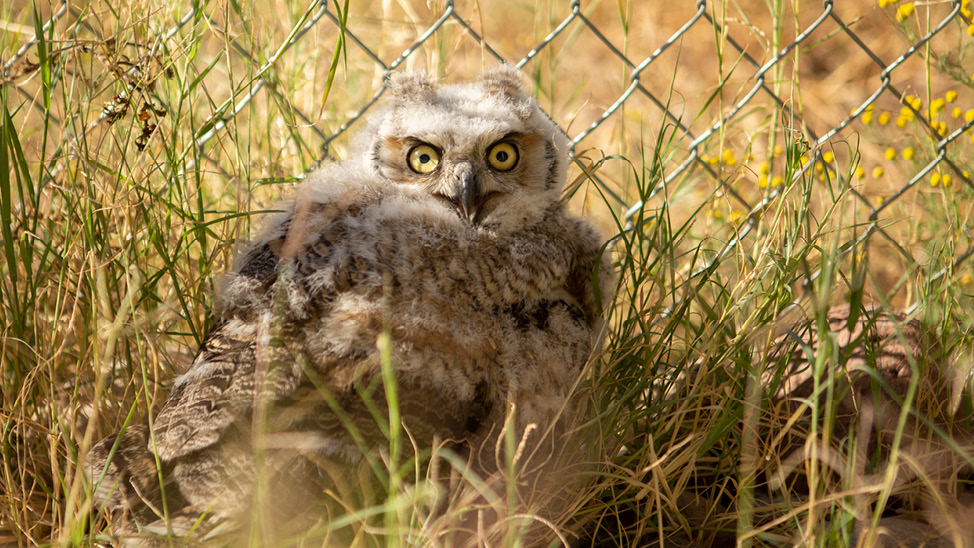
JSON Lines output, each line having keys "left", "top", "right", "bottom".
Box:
{"left": 823, "top": 151, "right": 835, "bottom": 163}
{"left": 902, "top": 146, "right": 914, "bottom": 160}
{"left": 884, "top": 147, "right": 896, "bottom": 160}
{"left": 721, "top": 149, "right": 736, "bottom": 165}
{"left": 931, "top": 172, "right": 941, "bottom": 187}
{"left": 855, "top": 166, "right": 866, "bottom": 179}
{"left": 872, "top": 166, "right": 884, "bottom": 179}
{"left": 895, "top": 3, "right": 914, "bottom": 21}
{"left": 946, "top": 90, "right": 959, "bottom": 103}
{"left": 879, "top": 112, "right": 891, "bottom": 125}
{"left": 943, "top": 174, "right": 953, "bottom": 187}
{"left": 953, "top": 107, "right": 963, "bottom": 119}
{"left": 759, "top": 161, "right": 769, "bottom": 175}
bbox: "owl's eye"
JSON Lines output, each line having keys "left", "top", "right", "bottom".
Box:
{"left": 487, "top": 142, "right": 518, "bottom": 171}
{"left": 407, "top": 144, "right": 441, "bottom": 174}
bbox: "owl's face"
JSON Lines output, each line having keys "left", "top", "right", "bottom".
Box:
{"left": 359, "top": 66, "right": 568, "bottom": 233}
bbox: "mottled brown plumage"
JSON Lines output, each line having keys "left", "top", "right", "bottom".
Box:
{"left": 87, "top": 66, "right": 614, "bottom": 546}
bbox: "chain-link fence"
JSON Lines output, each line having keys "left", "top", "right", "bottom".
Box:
{"left": 6, "top": 0, "right": 974, "bottom": 294}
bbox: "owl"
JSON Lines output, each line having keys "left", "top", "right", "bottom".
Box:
{"left": 87, "top": 65, "right": 614, "bottom": 546}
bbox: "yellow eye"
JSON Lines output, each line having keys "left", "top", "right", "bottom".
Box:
{"left": 487, "top": 142, "right": 518, "bottom": 171}
{"left": 408, "top": 144, "right": 440, "bottom": 174}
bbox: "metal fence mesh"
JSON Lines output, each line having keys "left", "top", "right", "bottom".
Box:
{"left": 7, "top": 0, "right": 974, "bottom": 297}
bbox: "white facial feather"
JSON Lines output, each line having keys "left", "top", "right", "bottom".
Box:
{"left": 354, "top": 66, "right": 569, "bottom": 234}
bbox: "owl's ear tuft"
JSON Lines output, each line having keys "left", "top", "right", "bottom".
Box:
{"left": 479, "top": 65, "right": 529, "bottom": 100}
{"left": 388, "top": 71, "right": 436, "bottom": 103}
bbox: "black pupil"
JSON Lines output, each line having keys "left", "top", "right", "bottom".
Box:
{"left": 496, "top": 150, "right": 508, "bottom": 162}
{"left": 419, "top": 153, "right": 431, "bottom": 164}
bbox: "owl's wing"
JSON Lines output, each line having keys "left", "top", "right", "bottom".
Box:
{"left": 87, "top": 424, "right": 233, "bottom": 542}
{"left": 150, "top": 321, "right": 263, "bottom": 461}
{"left": 85, "top": 239, "right": 300, "bottom": 544}
{"left": 149, "top": 230, "right": 316, "bottom": 462}
{"left": 147, "top": 186, "right": 390, "bottom": 463}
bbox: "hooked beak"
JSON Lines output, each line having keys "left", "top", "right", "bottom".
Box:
{"left": 437, "top": 164, "right": 495, "bottom": 225}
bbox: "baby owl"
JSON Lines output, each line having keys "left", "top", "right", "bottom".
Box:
{"left": 87, "top": 65, "right": 614, "bottom": 546}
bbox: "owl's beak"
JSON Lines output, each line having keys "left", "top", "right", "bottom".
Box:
{"left": 441, "top": 164, "right": 491, "bottom": 225}
{"left": 458, "top": 170, "right": 481, "bottom": 223}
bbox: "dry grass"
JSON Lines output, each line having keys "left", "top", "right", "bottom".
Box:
{"left": 2, "top": 0, "right": 974, "bottom": 546}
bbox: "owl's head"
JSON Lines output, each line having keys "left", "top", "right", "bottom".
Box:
{"left": 357, "top": 65, "right": 569, "bottom": 232}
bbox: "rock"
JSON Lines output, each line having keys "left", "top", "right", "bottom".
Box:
{"left": 853, "top": 517, "right": 956, "bottom": 548}
{"left": 765, "top": 305, "right": 971, "bottom": 492}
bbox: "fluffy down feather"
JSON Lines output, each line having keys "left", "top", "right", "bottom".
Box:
{"left": 87, "top": 66, "right": 614, "bottom": 546}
